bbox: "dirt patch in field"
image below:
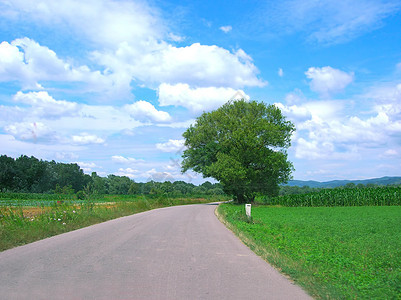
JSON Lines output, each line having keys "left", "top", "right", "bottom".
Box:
{"left": 94, "top": 202, "right": 117, "bottom": 209}
{"left": 3, "top": 202, "right": 118, "bottom": 218}
{"left": 21, "top": 207, "right": 52, "bottom": 218}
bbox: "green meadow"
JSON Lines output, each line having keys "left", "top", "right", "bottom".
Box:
{"left": 218, "top": 204, "right": 401, "bottom": 299}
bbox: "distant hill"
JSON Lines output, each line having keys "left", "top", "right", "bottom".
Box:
{"left": 286, "top": 176, "right": 401, "bottom": 188}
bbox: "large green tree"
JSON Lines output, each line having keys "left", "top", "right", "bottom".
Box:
{"left": 182, "top": 100, "right": 295, "bottom": 203}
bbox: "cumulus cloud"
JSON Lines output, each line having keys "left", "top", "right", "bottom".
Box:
{"left": 284, "top": 89, "right": 306, "bottom": 105}
{"left": 111, "top": 155, "right": 145, "bottom": 164}
{"left": 55, "top": 152, "right": 79, "bottom": 160}
{"left": 156, "top": 139, "right": 185, "bottom": 153}
{"left": 93, "top": 43, "right": 265, "bottom": 90}
{"left": 1, "top": 1, "right": 265, "bottom": 99}
{"left": 278, "top": 91, "right": 401, "bottom": 161}
{"left": 13, "top": 91, "right": 79, "bottom": 119}
{"left": 4, "top": 121, "right": 57, "bottom": 142}
{"left": 278, "top": 68, "right": 284, "bottom": 77}
{"left": 368, "top": 83, "right": 401, "bottom": 120}
{"left": 275, "top": 102, "right": 312, "bottom": 123}
{"left": 2, "top": 0, "right": 165, "bottom": 49}
{"left": 220, "top": 25, "right": 232, "bottom": 33}
{"left": 144, "top": 168, "right": 175, "bottom": 182}
{"left": 158, "top": 83, "right": 250, "bottom": 113}
{"left": 115, "top": 167, "right": 141, "bottom": 179}
{"left": 0, "top": 133, "right": 84, "bottom": 160}
{"left": 305, "top": 66, "right": 354, "bottom": 97}
{"left": 0, "top": 38, "right": 123, "bottom": 96}
{"left": 116, "top": 166, "right": 187, "bottom": 182}
{"left": 1, "top": 101, "right": 146, "bottom": 147}
{"left": 71, "top": 133, "right": 105, "bottom": 145}
{"left": 295, "top": 138, "right": 332, "bottom": 159}
{"left": 124, "top": 100, "right": 171, "bottom": 123}
{"left": 76, "top": 161, "right": 99, "bottom": 173}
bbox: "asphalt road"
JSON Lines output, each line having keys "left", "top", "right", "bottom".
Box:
{"left": 0, "top": 203, "right": 312, "bottom": 299}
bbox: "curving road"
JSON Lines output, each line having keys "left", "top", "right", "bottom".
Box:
{"left": 0, "top": 203, "right": 311, "bottom": 299}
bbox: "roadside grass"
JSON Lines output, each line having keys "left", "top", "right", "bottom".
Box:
{"left": 217, "top": 204, "right": 401, "bottom": 299}
{"left": 0, "top": 195, "right": 227, "bottom": 252}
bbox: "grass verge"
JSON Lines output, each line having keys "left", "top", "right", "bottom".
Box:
{"left": 217, "top": 203, "right": 401, "bottom": 299}
{"left": 0, "top": 196, "right": 221, "bottom": 252}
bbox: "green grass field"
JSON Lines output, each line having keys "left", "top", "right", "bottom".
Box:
{"left": 218, "top": 204, "right": 401, "bottom": 299}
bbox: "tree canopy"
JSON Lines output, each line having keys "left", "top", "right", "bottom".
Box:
{"left": 181, "top": 99, "right": 295, "bottom": 203}
{"left": 0, "top": 155, "right": 225, "bottom": 196}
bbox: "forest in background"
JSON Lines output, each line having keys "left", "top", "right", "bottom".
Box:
{"left": 0, "top": 155, "right": 224, "bottom": 196}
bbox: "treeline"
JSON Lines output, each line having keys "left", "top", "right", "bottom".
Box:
{"left": 0, "top": 155, "right": 89, "bottom": 193}
{"left": 0, "top": 155, "right": 225, "bottom": 196}
{"left": 89, "top": 173, "right": 225, "bottom": 196}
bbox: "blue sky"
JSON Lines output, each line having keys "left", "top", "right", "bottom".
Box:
{"left": 0, "top": 0, "right": 401, "bottom": 184}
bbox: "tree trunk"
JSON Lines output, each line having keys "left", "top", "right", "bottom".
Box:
{"left": 235, "top": 193, "right": 246, "bottom": 204}
{"left": 235, "top": 193, "right": 255, "bottom": 204}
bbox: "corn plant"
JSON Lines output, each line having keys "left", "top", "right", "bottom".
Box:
{"left": 261, "top": 187, "right": 401, "bottom": 207}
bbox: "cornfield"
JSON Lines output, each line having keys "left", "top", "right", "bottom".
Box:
{"left": 261, "top": 187, "right": 401, "bottom": 206}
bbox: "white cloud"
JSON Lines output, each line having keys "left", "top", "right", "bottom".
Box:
{"left": 275, "top": 102, "right": 312, "bottom": 123}
{"left": 76, "top": 161, "right": 99, "bottom": 173}
{"left": 278, "top": 68, "right": 284, "bottom": 77}
{"left": 0, "top": 40, "right": 24, "bottom": 78}
{"left": 71, "top": 133, "right": 105, "bottom": 145}
{"left": 93, "top": 43, "right": 265, "bottom": 90}
{"left": 115, "top": 167, "right": 141, "bottom": 179}
{"left": 75, "top": 105, "right": 144, "bottom": 131}
{"left": 2, "top": 0, "right": 165, "bottom": 49}
{"left": 303, "top": 101, "right": 345, "bottom": 122}
{"left": 0, "top": 105, "right": 27, "bottom": 126}
{"left": 295, "top": 138, "right": 332, "bottom": 159}
{"left": 115, "top": 166, "right": 190, "bottom": 182}
{"left": 111, "top": 155, "right": 144, "bottom": 164}
{"left": 2, "top": 1, "right": 265, "bottom": 99}
{"left": 305, "top": 66, "right": 354, "bottom": 97}
{"left": 382, "top": 149, "right": 398, "bottom": 157}
{"left": 156, "top": 119, "right": 196, "bottom": 129}
{"left": 1, "top": 102, "right": 147, "bottom": 148}
{"left": 270, "top": 0, "right": 400, "bottom": 44}
{"left": 0, "top": 133, "right": 83, "bottom": 160}
{"left": 124, "top": 100, "right": 172, "bottom": 123}
{"left": 4, "top": 122, "right": 57, "bottom": 142}
{"left": 0, "top": 38, "right": 123, "bottom": 96}
{"left": 284, "top": 89, "right": 306, "bottom": 105}
{"left": 55, "top": 152, "right": 79, "bottom": 160}
{"left": 117, "top": 166, "right": 176, "bottom": 181}
{"left": 156, "top": 139, "right": 185, "bottom": 153}
{"left": 168, "top": 33, "right": 185, "bottom": 42}
{"left": 367, "top": 83, "right": 401, "bottom": 120}
{"left": 158, "top": 83, "right": 250, "bottom": 113}
{"left": 13, "top": 91, "right": 79, "bottom": 119}
{"left": 143, "top": 168, "right": 175, "bottom": 182}
{"left": 279, "top": 93, "right": 401, "bottom": 161}
{"left": 220, "top": 25, "right": 232, "bottom": 33}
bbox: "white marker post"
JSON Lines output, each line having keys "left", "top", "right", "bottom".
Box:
{"left": 245, "top": 204, "right": 251, "bottom": 220}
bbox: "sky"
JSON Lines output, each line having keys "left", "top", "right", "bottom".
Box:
{"left": 0, "top": 0, "right": 401, "bottom": 184}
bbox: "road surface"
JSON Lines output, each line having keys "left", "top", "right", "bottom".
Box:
{"left": 0, "top": 203, "right": 312, "bottom": 299}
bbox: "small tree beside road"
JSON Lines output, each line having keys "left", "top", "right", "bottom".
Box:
{"left": 182, "top": 99, "right": 295, "bottom": 203}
